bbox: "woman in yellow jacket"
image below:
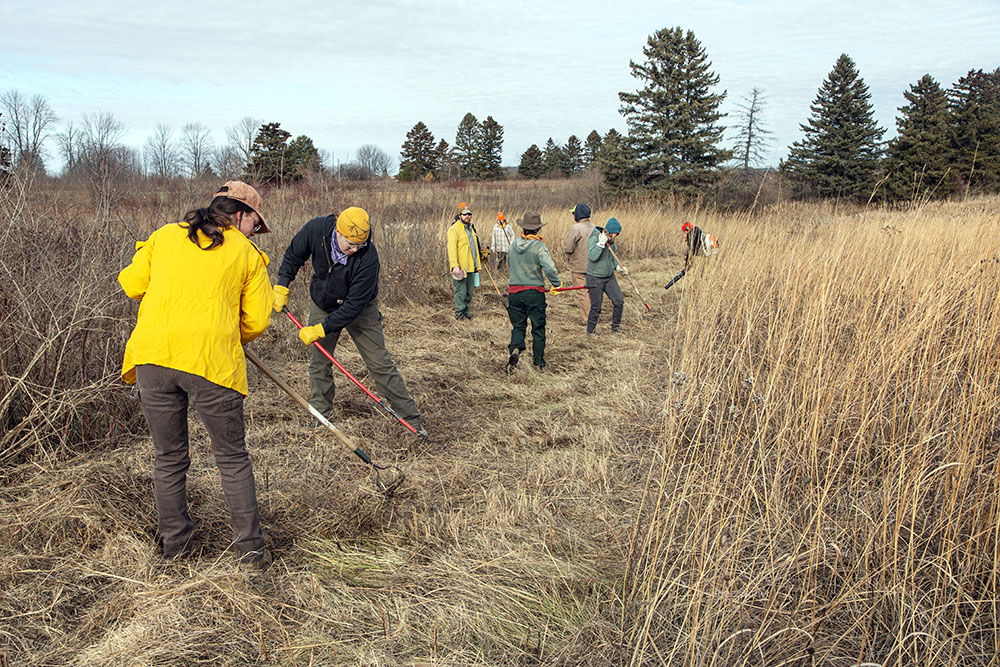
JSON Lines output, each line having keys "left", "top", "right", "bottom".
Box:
{"left": 119, "top": 181, "right": 273, "bottom": 569}
{"left": 447, "top": 204, "right": 486, "bottom": 320}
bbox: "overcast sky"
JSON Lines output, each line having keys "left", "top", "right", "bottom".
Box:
{"left": 2, "top": 0, "right": 997, "bottom": 172}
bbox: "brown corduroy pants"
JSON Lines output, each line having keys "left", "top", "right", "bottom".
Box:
{"left": 136, "top": 364, "right": 264, "bottom": 558}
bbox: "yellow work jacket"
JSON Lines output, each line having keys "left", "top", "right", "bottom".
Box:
{"left": 447, "top": 221, "right": 481, "bottom": 273}
{"left": 118, "top": 223, "right": 272, "bottom": 395}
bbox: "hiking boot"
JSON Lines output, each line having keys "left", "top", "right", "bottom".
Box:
{"left": 505, "top": 349, "right": 520, "bottom": 374}
{"left": 237, "top": 547, "right": 273, "bottom": 573}
{"left": 532, "top": 364, "right": 546, "bottom": 373}
{"left": 163, "top": 536, "right": 201, "bottom": 560}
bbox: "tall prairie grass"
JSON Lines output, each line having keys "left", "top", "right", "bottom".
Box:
{"left": 624, "top": 201, "right": 1000, "bottom": 664}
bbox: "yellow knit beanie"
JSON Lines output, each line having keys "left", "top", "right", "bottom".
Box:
{"left": 336, "top": 207, "right": 370, "bottom": 243}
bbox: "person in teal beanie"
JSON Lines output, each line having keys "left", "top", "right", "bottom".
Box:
{"left": 585, "top": 216, "right": 628, "bottom": 334}
{"left": 505, "top": 212, "right": 561, "bottom": 372}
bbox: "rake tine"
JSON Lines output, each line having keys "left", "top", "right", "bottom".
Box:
{"left": 245, "top": 348, "right": 404, "bottom": 499}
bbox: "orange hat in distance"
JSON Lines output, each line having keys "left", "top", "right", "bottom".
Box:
{"left": 497, "top": 212, "right": 506, "bottom": 221}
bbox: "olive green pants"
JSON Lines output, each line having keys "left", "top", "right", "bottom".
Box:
{"left": 308, "top": 300, "right": 420, "bottom": 426}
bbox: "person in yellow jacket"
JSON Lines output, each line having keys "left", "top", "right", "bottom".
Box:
{"left": 118, "top": 181, "right": 273, "bottom": 570}
{"left": 447, "top": 204, "right": 487, "bottom": 320}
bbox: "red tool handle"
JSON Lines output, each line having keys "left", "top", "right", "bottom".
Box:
{"left": 284, "top": 309, "right": 418, "bottom": 435}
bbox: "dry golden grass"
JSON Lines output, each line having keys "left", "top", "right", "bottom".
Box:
{"left": 1, "top": 177, "right": 998, "bottom": 665}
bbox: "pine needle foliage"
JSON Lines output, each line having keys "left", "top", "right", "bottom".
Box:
{"left": 618, "top": 26, "right": 730, "bottom": 194}
{"left": 782, "top": 54, "right": 885, "bottom": 200}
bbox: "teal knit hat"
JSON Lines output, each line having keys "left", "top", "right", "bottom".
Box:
{"left": 605, "top": 217, "right": 622, "bottom": 234}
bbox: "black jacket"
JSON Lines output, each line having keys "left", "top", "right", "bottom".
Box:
{"left": 276, "top": 214, "right": 380, "bottom": 332}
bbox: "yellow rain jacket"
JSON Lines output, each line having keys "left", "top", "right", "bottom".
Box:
{"left": 447, "top": 221, "right": 481, "bottom": 273}
{"left": 119, "top": 223, "right": 272, "bottom": 396}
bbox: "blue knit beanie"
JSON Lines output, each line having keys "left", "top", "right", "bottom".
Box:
{"left": 572, "top": 203, "right": 591, "bottom": 221}
{"left": 605, "top": 217, "right": 622, "bottom": 234}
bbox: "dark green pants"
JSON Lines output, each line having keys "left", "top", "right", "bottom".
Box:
{"left": 308, "top": 300, "right": 420, "bottom": 425}
{"left": 507, "top": 289, "right": 547, "bottom": 367}
{"left": 452, "top": 274, "right": 475, "bottom": 318}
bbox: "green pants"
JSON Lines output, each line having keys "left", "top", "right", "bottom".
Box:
{"left": 507, "top": 289, "right": 547, "bottom": 367}
{"left": 452, "top": 274, "right": 475, "bottom": 318}
{"left": 308, "top": 300, "right": 420, "bottom": 425}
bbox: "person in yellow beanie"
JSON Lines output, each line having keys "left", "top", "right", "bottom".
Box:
{"left": 273, "top": 207, "right": 425, "bottom": 435}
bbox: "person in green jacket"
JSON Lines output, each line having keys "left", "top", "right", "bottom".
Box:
{"left": 586, "top": 217, "right": 628, "bottom": 334}
{"left": 505, "top": 212, "right": 561, "bottom": 372}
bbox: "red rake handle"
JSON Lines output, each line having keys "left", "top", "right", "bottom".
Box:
{"left": 284, "top": 309, "right": 418, "bottom": 435}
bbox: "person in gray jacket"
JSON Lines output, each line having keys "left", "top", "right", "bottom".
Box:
{"left": 505, "top": 212, "right": 561, "bottom": 372}
{"left": 586, "top": 217, "right": 628, "bottom": 334}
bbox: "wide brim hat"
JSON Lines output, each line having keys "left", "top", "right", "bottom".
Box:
{"left": 516, "top": 211, "right": 547, "bottom": 231}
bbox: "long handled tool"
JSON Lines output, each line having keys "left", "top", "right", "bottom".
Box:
{"left": 664, "top": 268, "right": 686, "bottom": 291}
{"left": 481, "top": 260, "right": 505, "bottom": 298}
{"left": 605, "top": 245, "right": 652, "bottom": 312}
{"left": 282, "top": 308, "right": 425, "bottom": 440}
{"left": 244, "top": 349, "right": 404, "bottom": 498}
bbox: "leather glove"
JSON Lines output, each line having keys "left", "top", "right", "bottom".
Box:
{"left": 549, "top": 287, "right": 560, "bottom": 295}
{"left": 615, "top": 264, "right": 629, "bottom": 275}
{"left": 597, "top": 231, "right": 609, "bottom": 248}
{"left": 480, "top": 247, "right": 490, "bottom": 260}
{"left": 298, "top": 323, "right": 326, "bottom": 345}
{"left": 272, "top": 285, "right": 289, "bottom": 313}
{"left": 451, "top": 266, "right": 466, "bottom": 280}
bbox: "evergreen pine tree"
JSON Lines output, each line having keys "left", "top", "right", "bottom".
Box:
{"left": 454, "top": 113, "right": 482, "bottom": 179}
{"left": 564, "top": 135, "right": 583, "bottom": 175}
{"left": 436, "top": 138, "right": 457, "bottom": 181}
{"left": 598, "top": 128, "right": 638, "bottom": 195}
{"left": 584, "top": 130, "right": 602, "bottom": 167}
{"left": 883, "top": 75, "right": 952, "bottom": 201}
{"left": 287, "top": 135, "right": 321, "bottom": 180}
{"left": 519, "top": 144, "right": 545, "bottom": 179}
{"left": 782, "top": 54, "right": 885, "bottom": 200}
{"left": 618, "top": 26, "right": 730, "bottom": 193}
{"left": 478, "top": 116, "right": 504, "bottom": 180}
{"left": 398, "top": 121, "right": 437, "bottom": 181}
{"left": 542, "top": 137, "right": 563, "bottom": 176}
{"left": 947, "top": 68, "right": 1000, "bottom": 194}
{"left": 247, "top": 122, "right": 294, "bottom": 185}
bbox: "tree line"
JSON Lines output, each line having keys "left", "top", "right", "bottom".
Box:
{"left": 4, "top": 25, "right": 998, "bottom": 204}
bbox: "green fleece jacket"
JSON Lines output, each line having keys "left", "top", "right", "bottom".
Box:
{"left": 586, "top": 226, "right": 619, "bottom": 278}
{"left": 508, "top": 237, "right": 561, "bottom": 288}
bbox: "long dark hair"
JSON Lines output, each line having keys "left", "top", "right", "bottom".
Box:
{"left": 182, "top": 196, "right": 253, "bottom": 250}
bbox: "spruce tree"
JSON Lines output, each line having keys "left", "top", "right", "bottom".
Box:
{"left": 436, "top": 138, "right": 457, "bottom": 181}
{"left": 584, "top": 130, "right": 602, "bottom": 167}
{"left": 618, "top": 26, "right": 730, "bottom": 193}
{"left": 947, "top": 68, "right": 1000, "bottom": 194}
{"left": 883, "top": 75, "right": 952, "bottom": 201}
{"left": 542, "top": 138, "right": 563, "bottom": 176}
{"left": 287, "top": 135, "right": 321, "bottom": 179}
{"left": 478, "top": 116, "right": 504, "bottom": 180}
{"left": 398, "top": 121, "right": 437, "bottom": 181}
{"left": 564, "top": 135, "right": 583, "bottom": 175}
{"left": 519, "top": 144, "right": 545, "bottom": 179}
{"left": 247, "top": 122, "right": 294, "bottom": 185}
{"left": 454, "top": 113, "right": 481, "bottom": 179}
{"left": 782, "top": 54, "right": 885, "bottom": 200}
{"left": 598, "top": 128, "right": 638, "bottom": 195}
